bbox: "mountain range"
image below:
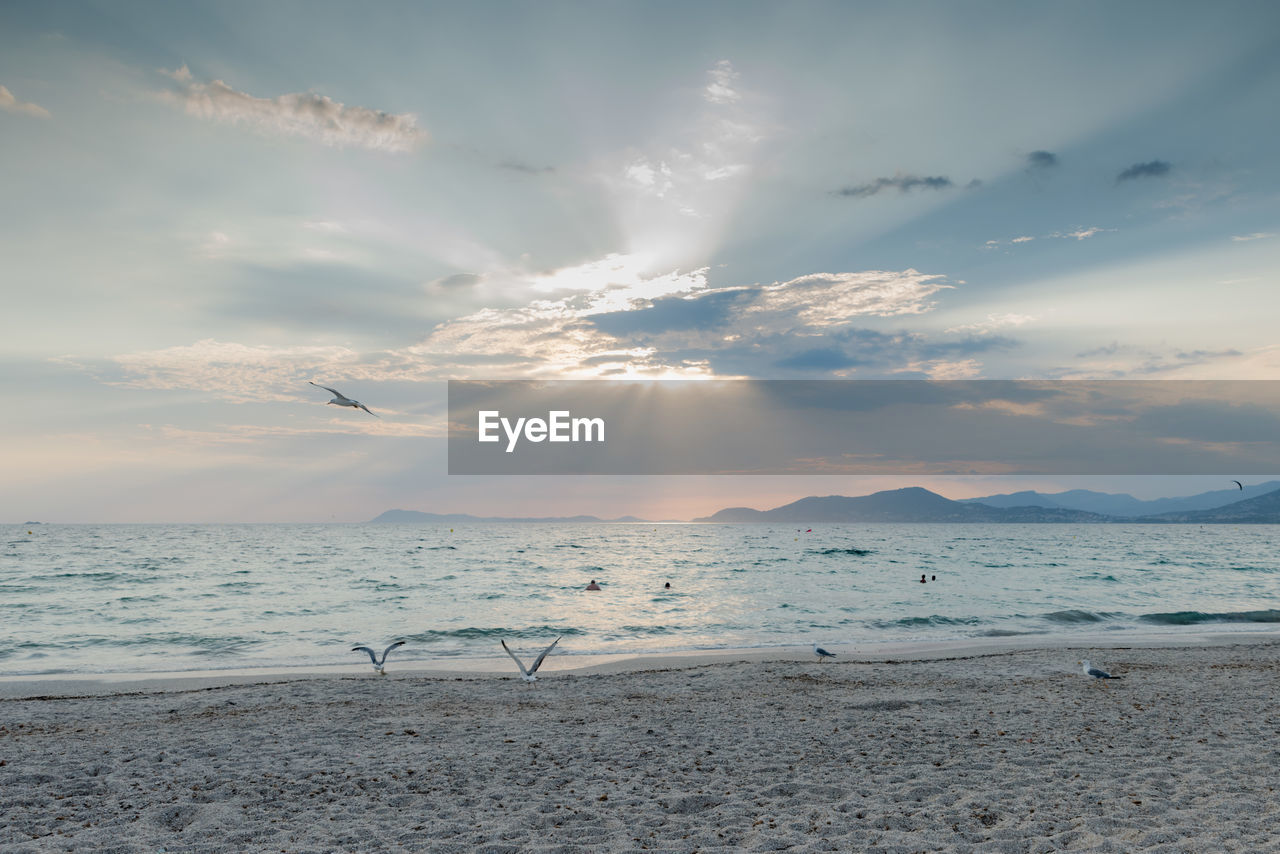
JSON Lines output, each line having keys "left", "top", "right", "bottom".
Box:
{"left": 693, "top": 485, "right": 1280, "bottom": 524}
{"left": 957, "top": 481, "right": 1280, "bottom": 516}
{"left": 371, "top": 482, "right": 1280, "bottom": 524}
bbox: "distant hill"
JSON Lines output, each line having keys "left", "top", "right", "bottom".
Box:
{"left": 1135, "top": 488, "right": 1280, "bottom": 523}
{"left": 369, "top": 509, "right": 648, "bottom": 524}
{"left": 961, "top": 481, "right": 1280, "bottom": 516}
{"left": 694, "top": 487, "right": 1109, "bottom": 523}
{"left": 695, "top": 486, "right": 1280, "bottom": 524}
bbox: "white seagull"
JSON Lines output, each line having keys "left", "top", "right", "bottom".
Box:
{"left": 310, "top": 382, "right": 378, "bottom": 417}
{"left": 353, "top": 640, "right": 405, "bottom": 674}
{"left": 501, "top": 637, "right": 561, "bottom": 682}
{"left": 1079, "top": 659, "right": 1123, "bottom": 680}
{"left": 813, "top": 643, "right": 837, "bottom": 662}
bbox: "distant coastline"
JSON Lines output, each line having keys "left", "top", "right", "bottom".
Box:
{"left": 373, "top": 482, "right": 1280, "bottom": 524}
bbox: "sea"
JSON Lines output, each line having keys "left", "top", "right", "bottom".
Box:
{"left": 2, "top": 523, "right": 1278, "bottom": 677}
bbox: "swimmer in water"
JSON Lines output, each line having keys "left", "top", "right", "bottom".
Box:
{"left": 585, "top": 580, "right": 601, "bottom": 591}
{"left": 920, "top": 574, "right": 927, "bottom": 584}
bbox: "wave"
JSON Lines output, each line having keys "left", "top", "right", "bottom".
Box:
{"left": 1138, "top": 609, "right": 1280, "bottom": 626}
{"left": 404, "top": 625, "right": 588, "bottom": 641}
{"left": 870, "top": 615, "right": 985, "bottom": 629}
{"left": 1040, "top": 609, "right": 1118, "bottom": 624}
{"left": 805, "top": 547, "right": 874, "bottom": 556}
{"left": 36, "top": 634, "right": 265, "bottom": 655}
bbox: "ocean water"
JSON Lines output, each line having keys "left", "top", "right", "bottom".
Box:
{"left": 2, "top": 523, "right": 1278, "bottom": 676}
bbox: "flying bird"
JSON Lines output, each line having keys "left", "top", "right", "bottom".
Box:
{"left": 1232, "top": 480, "right": 1243, "bottom": 490}
{"left": 1078, "top": 659, "right": 1123, "bottom": 679}
{"left": 309, "top": 382, "right": 378, "bottom": 417}
{"left": 501, "top": 636, "right": 560, "bottom": 682}
{"left": 813, "top": 643, "right": 836, "bottom": 662}
{"left": 352, "top": 640, "right": 405, "bottom": 674}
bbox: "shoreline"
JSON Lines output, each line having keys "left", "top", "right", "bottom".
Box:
{"left": 3, "top": 628, "right": 1276, "bottom": 700}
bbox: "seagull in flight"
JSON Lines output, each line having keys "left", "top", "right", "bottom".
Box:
{"left": 501, "top": 637, "right": 560, "bottom": 682}
{"left": 1078, "top": 659, "right": 1123, "bottom": 679}
{"left": 310, "top": 382, "right": 378, "bottom": 417}
{"left": 352, "top": 640, "right": 405, "bottom": 674}
{"left": 813, "top": 643, "right": 836, "bottom": 662}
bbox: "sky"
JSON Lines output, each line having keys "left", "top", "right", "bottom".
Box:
{"left": 3, "top": 0, "right": 1279, "bottom": 522}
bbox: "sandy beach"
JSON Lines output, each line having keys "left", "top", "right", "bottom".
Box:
{"left": 3, "top": 641, "right": 1279, "bottom": 853}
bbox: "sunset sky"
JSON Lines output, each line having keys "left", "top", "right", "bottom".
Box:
{"left": 3, "top": 1, "right": 1279, "bottom": 522}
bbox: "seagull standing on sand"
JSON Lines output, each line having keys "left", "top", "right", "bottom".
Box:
{"left": 1079, "top": 659, "right": 1123, "bottom": 679}
{"left": 309, "top": 382, "right": 378, "bottom": 417}
{"left": 813, "top": 643, "right": 837, "bottom": 662}
{"left": 353, "top": 640, "right": 405, "bottom": 674}
{"left": 501, "top": 637, "right": 560, "bottom": 682}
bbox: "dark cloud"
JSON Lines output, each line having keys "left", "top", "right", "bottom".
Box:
{"left": 433, "top": 273, "right": 482, "bottom": 289}
{"left": 499, "top": 160, "right": 555, "bottom": 175}
{"left": 774, "top": 347, "right": 864, "bottom": 370}
{"left": 588, "top": 289, "right": 752, "bottom": 336}
{"left": 1116, "top": 160, "right": 1172, "bottom": 183}
{"left": 646, "top": 328, "right": 1018, "bottom": 379}
{"left": 1131, "top": 400, "right": 1280, "bottom": 443}
{"left": 834, "top": 174, "right": 953, "bottom": 198}
{"left": 1075, "top": 341, "right": 1123, "bottom": 358}
{"left": 1027, "top": 150, "right": 1058, "bottom": 170}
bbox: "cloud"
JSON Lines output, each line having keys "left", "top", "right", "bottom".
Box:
{"left": 499, "top": 160, "right": 555, "bottom": 175}
{"left": 402, "top": 261, "right": 961, "bottom": 380}
{"left": 750, "top": 271, "right": 951, "bottom": 324}
{"left": 704, "top": 60, "right": 741, "bottom": 104}
{"left": 200, "top": 230, "right": 232, "bottom": 258}
{"left": 834, "top": 173, "right": 954, "bottom": 198}
{"left": 985, "top": 226, "right": 1111, "bottom": 248}
{"left": 0, "top": 84, "right": 50, "bottom": 118}
{"left": 945, "top": 313, "right": 1036, "bottom": 335}
{"left": 108, "top": 339, "right": 365, "bottom": 401}
{"left": 1231, "top": 232, "right": 1275, "bottom": 242}
{"left": 1051, "top": 226, "right": 1110, "bottom": 240}
{"left": 100, "top": 260, "right": 1001, "bottom": 390}
{"left": 774, "top": 347, "right": 863, "bottom": 371}
{"left": 159, "top": 65, "right": 427, "bottom": 152}
{"left": 432, "top": 273, "right": 482, "bottom": 289}
{"left": 1116, "top": 159, "right": 1172, "bottom": 183}
{"left": 1026, "top": 150, "right": 1057, "bottom": 170}
{"left": 1067, "top": 342, "right": 1246, "bottom": 378}
{"left": 590, "top": 289, "right": 751, "bottom": 336}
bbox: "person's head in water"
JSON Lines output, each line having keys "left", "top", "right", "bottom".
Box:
{"left": 664, "top": 582, "right": 671, "bottom": 589}
{"left": 585, "top": 580, "right": 601, "bottom": 591}
{"left": 920, "top": 574, "right": 927, "bottom": 583}
{"left": 931, "top": 575, "right": 936, "bottom": 581}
